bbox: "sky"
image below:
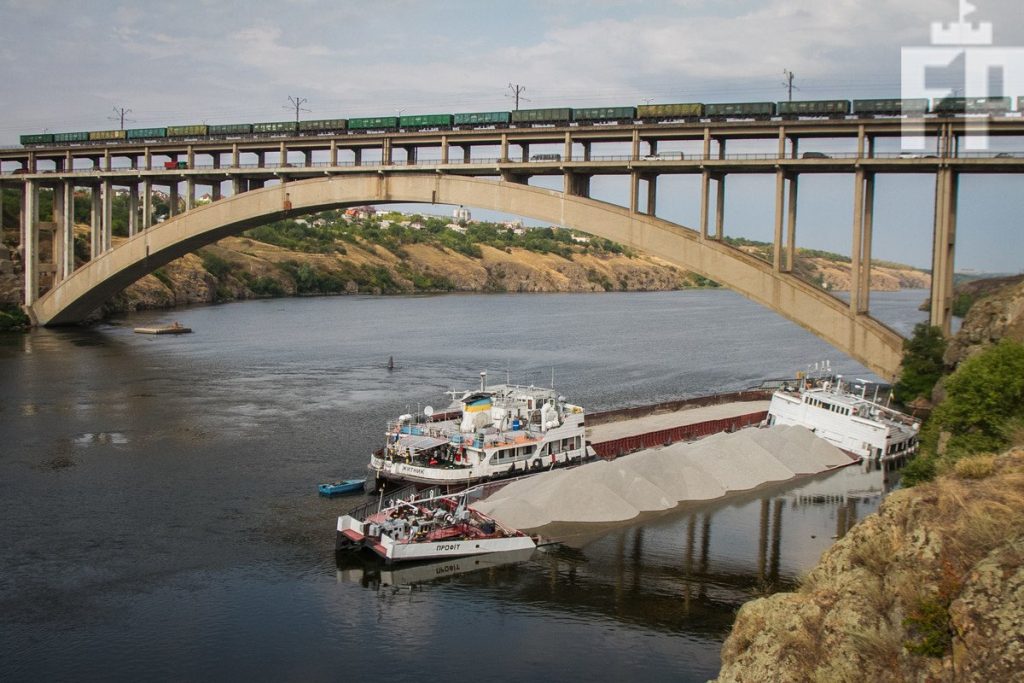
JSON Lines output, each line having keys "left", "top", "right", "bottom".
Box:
{"left": 1, "top": 0, "right": 1022, "bottom": 272}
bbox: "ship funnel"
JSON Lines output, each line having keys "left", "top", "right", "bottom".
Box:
{"left": 480, "top": 371, "right": 487, "bottom": 391}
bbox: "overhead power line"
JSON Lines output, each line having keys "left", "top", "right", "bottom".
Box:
{"left": 284, "top": 96, "right": 310, "bottom": 123}
{"left": 108, "top": 106, "right": 134, "bottom": 130}
{"left": 506, "top": 83, "right": 529, "bottom": 111}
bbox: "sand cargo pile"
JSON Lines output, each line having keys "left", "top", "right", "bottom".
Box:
{"left": 473, "top": 425, "right": 852, "bottom": 529}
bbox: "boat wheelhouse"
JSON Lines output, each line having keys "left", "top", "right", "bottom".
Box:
{"left": 766, "top": 369, "right": 921, "bottom": 461}
{"left": 368, "top": 372, "right": 589, "bottom": 489}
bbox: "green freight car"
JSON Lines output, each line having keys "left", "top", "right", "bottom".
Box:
{"left": 126, "top": 127, "right": 167, "bottom": 139}
{"left": 167, "top": 124, "right": 209, "bottom": 137}
{"left": 252, "top": 121, "right": 297, "bottom": 134}
{"left": 453, "top": 111, "right": 511, "bottom": 127}
{"left": 511, "top": 108, "right": 573, "bottom": 125}
{"left": 705, "top": 102, "right": 776, "bottom": 120}
{"left": 209, "top": 123, "right": 253, "bottom": 135}
{"left": 53, "top": 131, "right": 90, "bottom": 143}
{"left": 348, "top": 117, "right": 398, "bottom": 131}
{"left": 636, "top": 103, "right": 704, "bottom": 121}
{"left": 777, "top": 100, "right": 850, "bottom": 118}
{"left": 298, "top": 118, "right": 347, "bottom": 132}
{"left": 20, "top": 133, "right": 54, "bottom": 145}
{"left": 851, "top": 98, "right": 929, "bottom": 116}
{"left": 89, "top": 129, "right": 127, "bottom": 141}
{"left": 933, "top": 96, "right": 1011, "bottom": 114}
{"left": 398, "top": 114, "right": 453, "bottom": 130}
{"left": 573, "top": 106, "right": 637, "bottom": 123}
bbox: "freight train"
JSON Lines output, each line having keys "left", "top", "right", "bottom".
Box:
{"left": 17, "top": 96, "right": 1024, "bottom": 146}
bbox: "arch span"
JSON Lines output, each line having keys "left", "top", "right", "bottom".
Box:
{"left": 32, "top": 174, "right": 903, "bottom": 378}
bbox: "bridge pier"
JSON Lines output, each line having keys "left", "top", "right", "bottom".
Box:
{"left": 22, "top": 180, "right": 38, "bottom": 305}
{"left": 60, "top": 181, "right": 74, "bottom": 282}
{"left": 89, "top": 186, "right": 100, "bottom": 258}
{"left": 772, "top": 171, "right": 799, "bottom": 272}
{"left": 646, "top": 173, "right": 657, "bottom": 216}
{"left": 715, "top": 174, "right": 726, "bottom": 240}
{"left": 185, "top": 179, "right": 195, "bottom": 211}
{"left": 142, "top": 179, "right": 153, "bottom": 229}
{"left": 440, "top": 136, "right": 449, "bottom": 164}
{"left": 930, "top": 168, "right": 958, "bottom": 335}
{"left": 850, "top": 170, "right": 876, "bottom": 314}
{"left": 785, "top": 173, "right": 798, "bottom": 272}
{"left": 169, "top": 183, "right": 179, "bottom": 217}
{"left": 101, "top": 179, "right": 112, "bottom": 252}
{"left": 128, "top": 183, "right": 139, "bottom": 237}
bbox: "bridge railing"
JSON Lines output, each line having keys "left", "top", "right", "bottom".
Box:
{"left": 3, "top": 151, "right": 1023, "bottom": 176}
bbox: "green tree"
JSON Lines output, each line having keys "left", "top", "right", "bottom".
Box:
{"left": 903, "top": 339, "right": 1024, "bottom": 485}
{"left": 893, "top": 323, "right": 947, "bottom": 404}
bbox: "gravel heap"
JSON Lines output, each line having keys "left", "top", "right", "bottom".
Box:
{"left": 474, "top": 425, "right": 851, "bottom": 529}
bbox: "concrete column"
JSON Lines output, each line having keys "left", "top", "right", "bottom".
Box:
{"left": 564, "top": 171, "right": 575, "bottom": 196}
{"left": 785, "top": 174, "right": 798, "bottom": 272}
{"left": 857, "top": 125, "right": 866, "bottom": 158}
{"left": 65, "top": 150, "right": 73, "bottom": 172}
{"left": 185, "top": 178, "right": 195, "bottom": 210}
{"left": 187, "top": 145, "right": 195, "bottom": 169}
{"left": 647, "top": 139, "right": 657, "bottom": 157}
{"left": 61, "top": 181, "right": 74, "bottom": 280}
{"left": 867, "top": 136, "right": 876, "bottom": 159}
{"left": 699, "top": 170, "right": 710, "bottom": 239}
{"left": 103, "top": 149, "right": 111, "bottom": 171}
{"left": 859, "top": 173, "right": 875, "bottom": 313}
{"left": 90, "top": 186, "right": 101, "bottom": 258}
{"left": 382, "top": 139, "right": 392, "bottom": 165}
{"left": 631, "top": 129, "right": 640, "bottom": 160}
{"left": 330, "top": 139, "right": 338, "bottom": 166}
{"left": 232, "top": 177, "right": 243, "bottom": 196}
{"left": 850, "top": 168, "right": 865, "bottom": 313}
{"left": 169, "top": 183, "right": 179, "bottom": 217}
{"left": 718, "top": 138, "right": 727, "bottom": 159}
{"left": 101, "top": 179, "right": 113, "bottom": 252}
{"left": 144, "top": 147, "right": 152, "bottom": 171}
{"left": 703, "top": 129, "right": 711, "bottom": 160}
{"left": 406, "top": 146, "right": 417, "bottom": 165}
{"left": 463, "top": 146, "right": 471, "bottom": 164}
{"left": 929, "top": 169, "right": 958, "bottom": 333}
{"left": 51, "top": 184, "right": 64, "bottom": 285}
{"left": 563, "top": 132, "right": 572, "bottom": 161}
{"left": 231, "top": 144, "right": 240, "bottom": 168}
{"left": 353, "top": 148, "right": 362, "bottom": 167}
{"left": 629, "top": 171, "right": 640, "bottom": 212}
{"left": 257, "top": 152, "right": 265, "bottom": 169}
{"left": 128, "top": 183, "right": 139, "bottom": 236}
{"left": 439, "top": 136, "right": 449, "bottom": 164}
{"left": 715, "top": 175, "right": 725, "bottom": 239}
{"left": 211, "top": 182, "right": 222, "bottom": 201}
{"left": 520, "top": 143, "right": 529, "bottom": 162}
{"left": 582, "top": 142, "right": 591, "bottom": 161}
{"left": 301, "top": 150, "right": 311, "bottom": 167}
{"left": 778, "top": 128, "right": 787, "bottom": 158}
{"left": 791, "top": 138, "right": 800, "bottom": 159}
{"left": 212, "top": 153, "right": 221, "bottom": 170}
{"left": 142, "top": 178, "right": 153, "bottom": 229}
{"left": 278, "top": 142, "right": 287, "bottom": 167}
{"left": 500, "top": 134, "right": 509, "bottom": 162}
{"left": 22, "top": 180, "right": 38, "bottom": 305}
{"left": 773, "top": 169, "right": 785, "bottom": 271}
{"left": 646, "top": 174, "right": 657, "bottom": 216}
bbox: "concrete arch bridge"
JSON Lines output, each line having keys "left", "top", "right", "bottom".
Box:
{"left": 28, "top": 173, "right": 904, "bottom": 379}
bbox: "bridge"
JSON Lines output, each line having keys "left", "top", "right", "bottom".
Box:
{"left": 3, "top": 116, "right": 1023, "bottom": 379}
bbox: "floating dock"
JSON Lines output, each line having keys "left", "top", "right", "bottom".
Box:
{"left": 133, "top": 323, "right": 192, "bottom": 335}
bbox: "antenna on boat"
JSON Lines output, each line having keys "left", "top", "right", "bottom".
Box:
{"left": 550, "top": 367, "right": 555, "bottom": 389}
{"left": 480, "top": 371, "right": 487, "bottom": 391}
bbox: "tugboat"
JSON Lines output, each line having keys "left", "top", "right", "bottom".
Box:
{"left": 367, "top": 372, "right": 591, "bottom": 490}
{"left": 336, "top": 487, "right": 537, "bottom": 563}
{"left": 766, "top": 362, "right": 921, "bottom": 461}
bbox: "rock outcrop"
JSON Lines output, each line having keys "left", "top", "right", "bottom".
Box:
{"left": 944, "top": 278, "right": 1024, "bottom": 367}
{"left": 714, "top": 449, "right": 1024, "bottom": 682}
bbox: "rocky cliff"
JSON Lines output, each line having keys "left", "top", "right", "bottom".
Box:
{"left": 944, "top": 278, "right": 1024, "bottom": 368}
{"left": 715, "top": 448, "right": 1024, "bottom": 682}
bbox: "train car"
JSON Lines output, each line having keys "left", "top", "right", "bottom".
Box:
{"left": 298, "top": 118, "right": 348, "bottom": 133}
{"left": 573, "top": 106, "right": 637, "bottom": 124}
{"left": 126, "top": 127, "right": 168, "bottom": 140}
{"left": 251, "top": 121, "right": 298, "bottom": 134}
{"left": 53, "top": 131, "right": 90, "bottom": 144}
{"left": 705, "top": 102, "right": 776, "bottom": 120}
{"left": 19, "top": 133, "right": 54, "bottom": 145}
{"left": 511, "top": 108, "right": 573, "bottom": 126}
{"left": 777, "top": 99, "right": 851, "bottom": 119}
{"left": 933, "top": 96, "right": 1012, "bottom": 115}
{"left": 89, "top": 129, "right": 127, "bottom": 141}
{"left": 453, "top": 111, "right": 511, "bottom": 127}
{"left": 209, "top": 123, "right": 253, "bottom": 136}
{"left": 636, "top": 103, "right": 704, "bottom": 123}
{"left": 347, "top": 116, "right": 398, "bottom": 131}
{"left": 398, "top": 114, "right": 453, "bottom": 130}
{"left": 852, "top": 98, "right": 929, "bottom": 117}
{"left": 167, "top": 124, "right": 209, "bottom": 137}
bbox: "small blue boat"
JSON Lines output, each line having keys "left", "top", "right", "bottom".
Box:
{"left": 318, "top": 479, "right": 367, "bottom": 496}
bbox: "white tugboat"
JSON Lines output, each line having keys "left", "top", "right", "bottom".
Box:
{"left": 766, "top": 363, "right": 921, "bottom": 461}
{"left": 367, "top": 372, "right": 590, "bottom": 490}
{"left": 336, "top": 487, "right": 537, "bottom": 563}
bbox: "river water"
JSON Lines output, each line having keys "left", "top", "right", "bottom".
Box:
{"left": 0, "top": 289, "right": 927, "bottom": 682}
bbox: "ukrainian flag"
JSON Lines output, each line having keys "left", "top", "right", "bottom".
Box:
{"left": 463, "top": 394, "right": 493, "bottom": 413}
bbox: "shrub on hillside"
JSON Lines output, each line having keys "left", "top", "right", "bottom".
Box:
{"left": 893, "top": 323, "right": 946, "bottom": 404}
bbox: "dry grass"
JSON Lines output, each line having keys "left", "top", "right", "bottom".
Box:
{"left": 849, "top": 528, "right": 895, "bottom": 577}
{"left": 844, "top": 619, "right": 907, "bottom": 679}
{"left": 951, "top": 453, "right": 996, "bottom": 480}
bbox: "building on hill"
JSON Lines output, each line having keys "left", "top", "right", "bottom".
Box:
{"left": 453, "top": 205, "right": 471, "bottom": 223}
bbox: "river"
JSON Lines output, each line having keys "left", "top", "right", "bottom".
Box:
{"left": 0, "top": 289, "right": 928, "bottom": 682}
